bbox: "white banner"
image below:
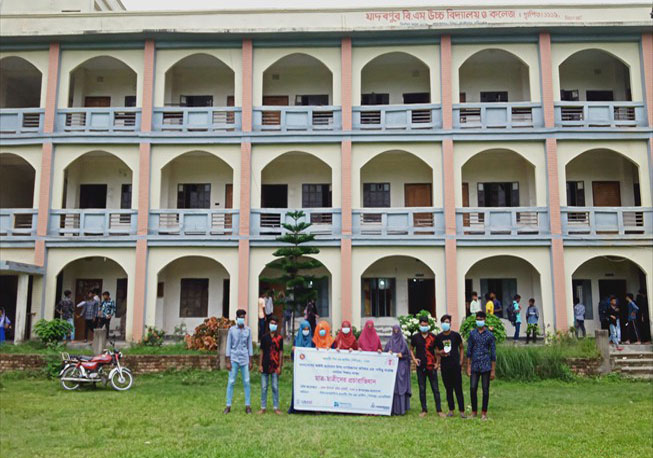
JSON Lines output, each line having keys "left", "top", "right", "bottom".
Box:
{"left": 293, "top": 347, "right": 398, "bottom": 415}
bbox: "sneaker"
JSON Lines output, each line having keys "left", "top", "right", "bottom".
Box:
{"left": 245, "top": 406, "right": 252, "bottom": 414}
{"left": 223, "top": 407, "right": 231, "bottom": 414}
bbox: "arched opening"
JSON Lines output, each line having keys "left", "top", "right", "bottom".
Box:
{"left": 559, "top": 50, "right": 631, "bottom": 102}
{"left": 465, "top": 255, "right": 542, "bottom": 333}
{"left": 262, "top": 53, "right": 333, "bottom": 107}
{"left": 55, "top": 256, "right": 128, "bottom": 341}
{"left": 0, "top": 153, "right": 35, "bottom": 208}
{"left": 360, "top": 52, "right": 431, "bottom": 105}
{"left": 571, "top": 256, "right": 649, "bottom": 339}
{"left": 362, "top": 256, "right": 436, "bottom": 324}
{"left": 156, "top": 256, "right": 230, "bottom": 334}
{"left": 459, "top": 49, "right": 530, "bottom": 103}
{"left": 0, "top": 56, "right": 42, "bottom": 108}
{"left": 68, "top": 56, "right": 137, "bottom": 108}
{"left": 163, "top": 54, "right": 235, "bottom": 107}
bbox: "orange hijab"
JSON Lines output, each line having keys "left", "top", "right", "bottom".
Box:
{"left": 313, "top": 320, "right": 334, "bottom": 349}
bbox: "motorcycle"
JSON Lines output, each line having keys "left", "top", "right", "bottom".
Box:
{"left": 59, "top": 342, "right": 133, "bottom": 391}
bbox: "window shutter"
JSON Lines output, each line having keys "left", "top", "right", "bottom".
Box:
{"left": 511, "top": 182, "right": 520, "bottom": 206}
{"left": 477, "top": 183, "right": 485, "bottom": 207}
{"left": 577, "top": 181, "right": 585, "bottom": 206}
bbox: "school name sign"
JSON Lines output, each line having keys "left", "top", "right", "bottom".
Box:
{"left": 293, "top": 347, "right": 398, "bottom": 415}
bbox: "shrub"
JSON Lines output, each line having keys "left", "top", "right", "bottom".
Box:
{"left": 398, "top": 310, "right": 440, "bottom": 339}
{"left": 142, "top": 326, "right": 165, "bottom": 346}
{"left": 460, "top": 314, "right": 506, "bottom": 344}
{"left": 33, "top": 319, "right": 72, "bottom": 347}
{"left": 495, "top": 345, "right": 574, "bottom": 381}
{"left": 185, "top": 317, "right": 234, "bottom": 351}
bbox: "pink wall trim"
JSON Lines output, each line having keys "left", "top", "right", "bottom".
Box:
{"left": 140, "top": 39, "right": 155, "bottom": 133}
{"left": 241, "top": 39, "right": 253, "bottom": 132}
{"left": 341, "top": 37, "right": 353, "bottom": 131}
{"left": 34, "top": 241, "right": 45, "bottom": 267}
{"left": 137, "top": 143, "right": 151, "bottom": 235}
{"left": 132, "top": 239, "right": 148, "bottom": 342}
{"left": 340, "top": 238, "right": 352, "bottom": 322}
{"left": 545, "top": 138, "right": 562, "bottom": 235}
{"left": 239, "top": 142, "right": 252, "bottom": 235}
{"left": 444, "top": 239, "right": 459, "bottom": 327}
{"left": 36, "top": 143, "right": 53, "bottom": 239}
{"left": 43, "top": 43, "right": 60, "bottom": 133}
{"left": 551, "top": 238, "right": 568, "bottom": 330}
{"left": 440, "top": 35, "right": 453, "bottom": 130}
{"left": 641, "top": 33, "right": 653, "bottom": 127}
{"left": 538, "top": 32, "right": 555, "bottom": 129}
{"left": 237, "top": 239, "right": 250, "bottom": 312}
{"left": 341, "top": 140, "right": 352, "bottom": 234}
{"left": 442, "top": 139, "right": 456, "bottom": 234}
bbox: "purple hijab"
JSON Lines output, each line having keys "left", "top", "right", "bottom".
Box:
{"left": 384, "top": 324, "right": 411, "bottom": 396}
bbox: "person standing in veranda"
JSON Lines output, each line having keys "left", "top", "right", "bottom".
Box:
{"left": 257, "top": 293, "right": 266, "bottom": 342}
{"left": 485, "top": 293, "right": 494, "bottom": 315}
{"left": 624, "top": 293, "right": 641, "bottom": 345}
{"left": 76, "top": 291, "right": 99, "bottom": 343}
{"left": 435, "top": 314, "right": 466, "bottom": 418}
{"left": 469, "top": 292, "right": 481, "bottom": 315}
{"left": 608, "top": 296, "right": 623, "bottom": 351}
{"left": 56, "top": 290, "right": 75, "bottom": 341}
{"left": 467, "top": 311, "right": 496, "bottom": 420}
{"left": 99, "top": 291, "right": 116, "bottom": 339}
{"left": 511, "top": 295, "right": 522, "bottom": 342}
{"left": 525, "top": 298, "right": 539, "bottom": 344}
{"left": 573, "top": 297, "right": 586, "bottom": 338}
{"left": 258, "top": 316, "right": 283, "bottom": 415}
{"left": 224, "top": 309, "right": 254, "bottom": 414}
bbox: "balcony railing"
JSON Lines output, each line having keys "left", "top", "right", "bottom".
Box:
{"left": 352, "top": 208, "right": 445, "bottom": 237}
{"left": 55, "top": 108, "right": 141, "bottom": 133}
{"left": 456, "top": 207, "right": 549, "bottom": 236}
{"left": 153, "top": 107, "right": 241, "bottom": 132}
{"left": 561, "top": 207, "right": 652, "bottom": 236}
{"left": 49, "top": 210, "right": 137, "bottom": 236}
{"left": 453, "top": 103, "right": 543, "bottom": 129}
{"left": 253, "top": 106, "right": 341, "bottom": 132}
{"left": 554, "top": 102, "right": 646, "bottom": 128}
{"left": 251, "top": 209, "right": 341, "bottom": 236}
{"left": 0, "top": 109, "right": 44, "bottom": 135}
{"left": 149, "top": 209, "right": 239, "bottom": 236}
{"left": 353, "top": 104, "right": 442, "bottom": 130}
{"left": 0, "top": 209, "right": 37, "bottom": 237}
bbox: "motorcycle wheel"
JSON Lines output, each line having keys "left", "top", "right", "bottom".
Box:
{"left": 60, "top": 366, "right": 81, "bottom": 391}
{"left": 110, "top": 369, "right": 133, "bottom": 391}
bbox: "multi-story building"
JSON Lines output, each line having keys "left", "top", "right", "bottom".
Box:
{"left": 1, "top": 0, "right": 651, "bottom": 343}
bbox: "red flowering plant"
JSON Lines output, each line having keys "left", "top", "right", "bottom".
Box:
{"left": 185, "top": 316, "right": 234, "bottom": 351}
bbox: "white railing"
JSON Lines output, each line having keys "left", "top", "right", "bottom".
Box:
{"left": 152, "top": 107, "right": 241, "bottom": 132}
{"left": 149, "top": 209, "right": 239, "bottom": 236}
{"left": 49, "top": 210, "right": 137, "bottom": 236}
{"left": 353, "top": 104, "right": 442, "bottom": 130}
{"left": 554, "top": 102, "right": 646, "bottom": 128}
{"left": 0, "top": 209, "right": 38, "bottom": 236}
{"left": 456, "top": 207, "right": 549, "bottom": 236}
{"left": 453, "top": 103, "right": 544, "bottom": 129}
{"left": 561, "top": 207, "right": 652, "bottom": 236}
{"left": 253, "top": 106, "right": 341, "bottom": 132}
{"left": 0, "top": 109, "right": 44, "bottom": 135}
{"left": 55, "top": 108, "right": 141, "bottom": 132}
{"left": 352, "top": 208, "right": 445, "bottom": 237}
{"left": 251, "top": 209, "right": 341, "bottom": 236}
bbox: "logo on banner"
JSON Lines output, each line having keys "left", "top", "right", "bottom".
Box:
{"left": 299, "top": 353, "right": 306, "bottom": 360}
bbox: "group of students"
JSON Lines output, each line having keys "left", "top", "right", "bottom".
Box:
{"left": 468, "top": 291, "right": 540, "bottom": 343}
{"left": 224, "top": 308, "right": 497, "bottom": 420}
{"left": 55, "top": 289, "right": 116, "bottom": 342}
{"left": 595, "top": 292, "right": 648, "bottom": 350}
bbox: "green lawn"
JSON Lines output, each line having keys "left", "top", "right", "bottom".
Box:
{"left": 1, "top": 370, "right": 651, "bottom": 458}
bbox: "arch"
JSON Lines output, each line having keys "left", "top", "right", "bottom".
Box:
{"left": 68, "top": 56, "right": 138, "bottom": 108}
{"left": 558, "top": 48, "right": 630, "bottom": 71}
{"left": 157, "top": 254, "right": 230, "bottom": 277}
{"left": 262, "top": 53, "right": 334, "bottom": 105}
{"left": 160, "top": 150, "right": 234, "bottom": 173}
{"left": 163, "top": 52, "right": 236, "bottom": 75}
{"left": 359, "top": 51, "right": 431, "bottom": 75}
{"left": 163, "top": 53, "right": 235, "bottom": 107}
{"left": 0, "top": 153, "right": 36, "bottom": 208}
{"left": 360, "top": 52, "right": 431, "bottom": 105}
{"left": 563, "top": 147, "right": 640, "bottom": 169}
{"left": 360, "top": 149, "right": 432, "bottom": 171}
{"left": 62, "top": 149, "right": 133, "bottom": 174}
{"left": 461, "top": 147, "right": 536, "bottom": 169}
{"left": 260, "top": 150, "right": 332, "bottom": 175}
{"left": 261, "top": 52, "right": 333, "bottom": 77}
{"left": 558, "top": 49, "right": 631, "bottom": 102}
{"left": 69, "top": 55, "right": 138, "bottom": 76}
{"left": 0, "top": 56, "right": 43, "bottom": 108}
{"left": 464, "top": 253, "right": 542, "bottom": 277}
{"left": 361, "top": 254, "right": 436, "bottom": 277}
{"left": 58, "top": 255, "right": 129, "bottom": 278}
{"left": 570, "top": 254, "right": 647, "bottom": 279}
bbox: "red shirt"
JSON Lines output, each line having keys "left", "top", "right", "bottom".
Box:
{"left": 261, "top": 333, "right": 284, "bottom": 374}
{"left": 411, "top": 332, "right": 437, "bottom": 370}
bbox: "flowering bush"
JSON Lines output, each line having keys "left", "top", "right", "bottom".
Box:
{"left": 398, "top": 310, "right": 440, "bottom": 339}
{"left": 33, "top": 319, "right": 73, "bottom": 347}
{"left": 142, "top": 326, "right": 165, "bottom": 346}
{"left": 460, "top": 314, "right": 506, "bottom": 343}
{"left": 185, "top": 316, "right": 234, "bottom": 351}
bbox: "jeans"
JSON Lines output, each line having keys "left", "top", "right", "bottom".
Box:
{"left": 441, "top": 366, "right": 464, "bottom": 412}
{"left": 513, "top": 322, "right": 521, "bottom": 341}
{"left": 226, "top": 361, "right": 251, "bottom": 407}
{"left": 416, "top": 367, "right": 442, "bottom": 412}
{"left": 609, "top": 320, "right": 621, "bottom": 345}
{"left": 261, "top": 372, "right": 279, "bottom": 410}
{"left": 66, "top": 318, "right": 75, "bottom": 340}
{"left": 575, "top": 320, "right": 586, "bottom": 338}
{"left": 470, "top": 370, "right": 491, "bottom": 413}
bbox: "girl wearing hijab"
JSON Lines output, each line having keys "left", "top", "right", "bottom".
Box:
{"left": 288, "top": 320, "right": 314, "bottom": 414}
{"left": 334, "top": 320, "right": 358, "bottom": 351}
{"left": 384, "top": 324, "right": 412, "bottom": 415}
{"left": 358, "top": 320, "right": 382, "bottom": 352}
{"left": 313, "top": 320, "right": 334, "bottom": 349}
{"left": 0, "top": 308, "right": 10, "bottom": 344}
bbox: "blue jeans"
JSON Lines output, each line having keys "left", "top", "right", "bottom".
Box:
{"left": 261, "top": 372, "right": 279, "bottom": 410}
{"left": 226, "top": 362, "right": 251, "bottom": 407}
{"left": 66, "top": 318, "right": 75, "bottom": 340}
{"left": 609, "top": 321, "right": 621, "bottom": 345}
{"left": 513, "top": 322, "right": 521, "bottom": 340}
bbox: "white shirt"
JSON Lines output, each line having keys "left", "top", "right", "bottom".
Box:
{"left": 470, "top": 299, "right": 481, "bottom": 314}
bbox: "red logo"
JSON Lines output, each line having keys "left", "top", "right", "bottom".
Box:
{"left": 299, "top": 353, "right": 306, "bottom": 360}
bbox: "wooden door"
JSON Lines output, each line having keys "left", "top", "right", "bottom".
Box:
{"left": 79, "top": 184, "right": 107, "bottom": 209}
{"left": 75, "top": 279, "right": 102, "bottom": 340}
{"left": 405, "top": 183, "right": 433, "bottom": 231}
{"left": 84, "top": 97, "right": 111, "bottom": 108}
{"left": 262, "top": 96, "right": 289, "bottom": 126}
{"left": 226, "top": 96, "right": 235, "bottom": 125}
{"left": 225, "top": 184, "right": 233, "bottom": 230}
{"left": 592, "top": 182, "right": 621, "bottom": 207}
{"left": 462, "top": 182, "right": 470, "bottom": 228}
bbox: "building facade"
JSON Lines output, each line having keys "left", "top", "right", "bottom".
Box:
{"left": 0, "top": 1, "right": 652, "bottom": 342}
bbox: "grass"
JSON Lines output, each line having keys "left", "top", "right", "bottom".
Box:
{"left": 0, "top": 341, "right": 205, "bottom": 356}
{"left": 1, "top": 369, "right": 651, "bottom": 457}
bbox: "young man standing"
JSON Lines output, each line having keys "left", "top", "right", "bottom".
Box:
{"left": 624, "top": 293, "right": 641, "bottom": 345}
{"left": 512, "top": 295, "right": 522, "bottom": 341}
{"left": 56, "top": 290, "right": 75, "bottom": 341}
{"left": 258, "top": 316, "right": 283, "bottom": 415}
{"left": 485, "top": 293, "right": 494, "bottom": 316}
{"left": 469, "top": 292, "right": 481, "bottom": 315}
{"left": 525, "top": 298, "right": 539, "bottom": 344}
{"left": 76, "top": 291, "right": 99, "bottom": 343}
{"left": 410, "top": 316, "right": 444, "bottom": 418}
{"left": 608, "top": 296, "right": 622, "bottom": 350}
{"left": 224, "top": 309, "right": 254, "bottom": 414}
{"left": 99, "top": 291, "right": 116, "bottom": 339}
{"left": 435, "top": 314, "right": 465, "bottom": 418}
{"left": 467, "top": 311, "right": 496, "bottom": 420}
{"left": 573, "top": 297, "right": 586, "bottom": 338}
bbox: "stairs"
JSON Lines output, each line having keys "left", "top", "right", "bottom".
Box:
{"left": 610, "top": 344, "right": 653, "bottom": 380}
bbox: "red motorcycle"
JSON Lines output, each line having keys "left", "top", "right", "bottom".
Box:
{"left": 59, "top": 343, "right": 133, "bottom": 391}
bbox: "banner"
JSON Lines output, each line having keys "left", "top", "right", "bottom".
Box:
{"left": 293, "top": 347, "right": 398, "bottom": 415}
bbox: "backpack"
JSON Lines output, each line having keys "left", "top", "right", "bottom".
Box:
{"left": 506, "top": 303, "right": 516, "bottom": 324}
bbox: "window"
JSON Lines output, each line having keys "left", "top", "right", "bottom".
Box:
{"left": 566, "top": 181, "right": 585, "bottom": 207}
{"left": 363, "top": 183, "right": 390, "bottom": 207}
{"left": 124, "top": 96, "right": 136, "bottom": 107}
{"left": 586, "top": 90, "right": 613, "bottom": 102}
{"left": 362, "top": 278, "right": 395, "bottom": 317}
{"left": 634, "top": 183, "right": 641, "bottom": 207}
{"left": 361, "top": 93, "right": 389, "bottom": 105}
{"left": 295, "top": 94, "right": 329, "bottom": 106}
{"left": 180, "top": 95, "right": 213, "bottom": 107}
{"left": 478, "top": 182, "right": 519, "bottom": 207}
{"left": 480, "top": 91, "right": 508, "bottom": 103}
{"left": 302, "top": 184, "right": 332, "bottom": 208}
{"left": 177, "top": 184, "right": 211, "bottom": 209}
{"left": 402, "top": 92, "right": 430, "bottom": 104}
{"left": 180, "top": 278, "right": 209, "bottom": 317}
{"left": 560, "top": 90, "right": 579, "bottom": 101}
{"left": 120, "top": 184, "right": 132, "bottom": 209}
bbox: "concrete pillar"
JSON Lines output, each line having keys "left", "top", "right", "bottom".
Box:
{"left": 594, "top": 329, "right": 611, "bottom": 374}
{"left": 13, "top": 274, "right": 29, "bottom": 344}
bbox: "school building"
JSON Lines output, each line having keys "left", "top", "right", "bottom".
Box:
{"left": 0, "top": 0, "right": 652, "bottom": 342}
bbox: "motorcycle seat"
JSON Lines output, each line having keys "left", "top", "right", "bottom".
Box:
{"left": 73, "top": 355, "right": 93, "bottom": 361}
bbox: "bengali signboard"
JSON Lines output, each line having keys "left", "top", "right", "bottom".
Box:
{"left": 293, "top": 347, "right": 398, "bottom": 415}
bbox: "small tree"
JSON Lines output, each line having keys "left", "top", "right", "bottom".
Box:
{"left": 262, "top": 211, "right": 325, "bottom": 339}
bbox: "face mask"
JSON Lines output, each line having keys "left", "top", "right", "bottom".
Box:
{"left": 476, "top": 320, "right": 485, "bottom": 328}
{"left": 342, "top": 327, "right": 351, "bottom": 334}
{"left": 441, "top": 322, "right": 451, "bottom": 332}
{"left": 319, "top": 329, "right": 326, "bottom": 337}
{"left": 236, "top": 317, "right": 245, "bottom": 326}
{"left": 269, "top": 324, "right": 278, "bottom": 332}
{"left": 419, "top": 325, "right": 430, "bottom": 333}
{"left": 302, "top": 329, "right": 310, "bottom": 336}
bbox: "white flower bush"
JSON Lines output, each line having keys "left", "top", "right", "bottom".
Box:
{"left": 398, "top": 310, "right": 440, "bottom": 337}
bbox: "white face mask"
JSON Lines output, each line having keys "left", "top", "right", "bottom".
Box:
{"left": 342, "top": 327, "right": 351, "bottom": 334}
{"left": 302, "top": 329, "right": 310, "bottom": 336}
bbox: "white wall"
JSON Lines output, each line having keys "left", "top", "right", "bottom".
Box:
{"left": 63, "top": 153, "right": 133, "bottom": 209}
{"left": 0, "top": 51, "right": 50, "bottom": 107}
{"left": 559, "top": 49, "right": 631, "bottom": 101}
{"left": 262, "top": 56, "right": 333, "bottom": 105}
{"left": 459, "top": 49, "right": 530, "bottom": 102}
{"left": 69, "top": 65, "right": 137, "bottom": 107}
{"left": 360, "top": 52, "right": 431, "bottom": 104}
{"left": 0, "top": 149, "right": 40, "bottom": 208}
{"left": 163, "top": 56, "right": 235, "bottom": 106}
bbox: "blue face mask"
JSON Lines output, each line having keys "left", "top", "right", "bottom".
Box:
{"left": 476, "top": 320, "right": 485, "bottom": 328}
{"left": 236, "top": 317, "right": 245, "bottom": 326}
{"left": 319, "top": 329, "right": 326, "bottom": 337}
{"left": 269, "top": 323, "right": 278, "bottom": 332}
{"left": 342, "top": 327, "right": 351, "bottom": 334}
{"left": 419, "top": 325, "right": 430, "bottom": 333}
{"left": 441, "top": 322, "right": 451, "bottom": 332}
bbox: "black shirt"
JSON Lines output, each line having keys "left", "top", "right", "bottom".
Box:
{"left": 260, "top": 333, "right": 284, "bottom": 374}
{"left": 411, "top": 332, "right": 437, "bottom": 370}
{"left": 608, "top": 306, "right": 620, "bottom": 326}
{"left": 435, "top": 331, "right": 463, "bottom": 370}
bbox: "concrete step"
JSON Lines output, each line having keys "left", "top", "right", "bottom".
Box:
{"left": 612, "top": 358, "right": 653, "bottom": 367}
{"left": 615, "top": 343, "right": 653, "bottom": 352}
{"left": 615, "top": 365, "right": 653, "bottom": 375}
